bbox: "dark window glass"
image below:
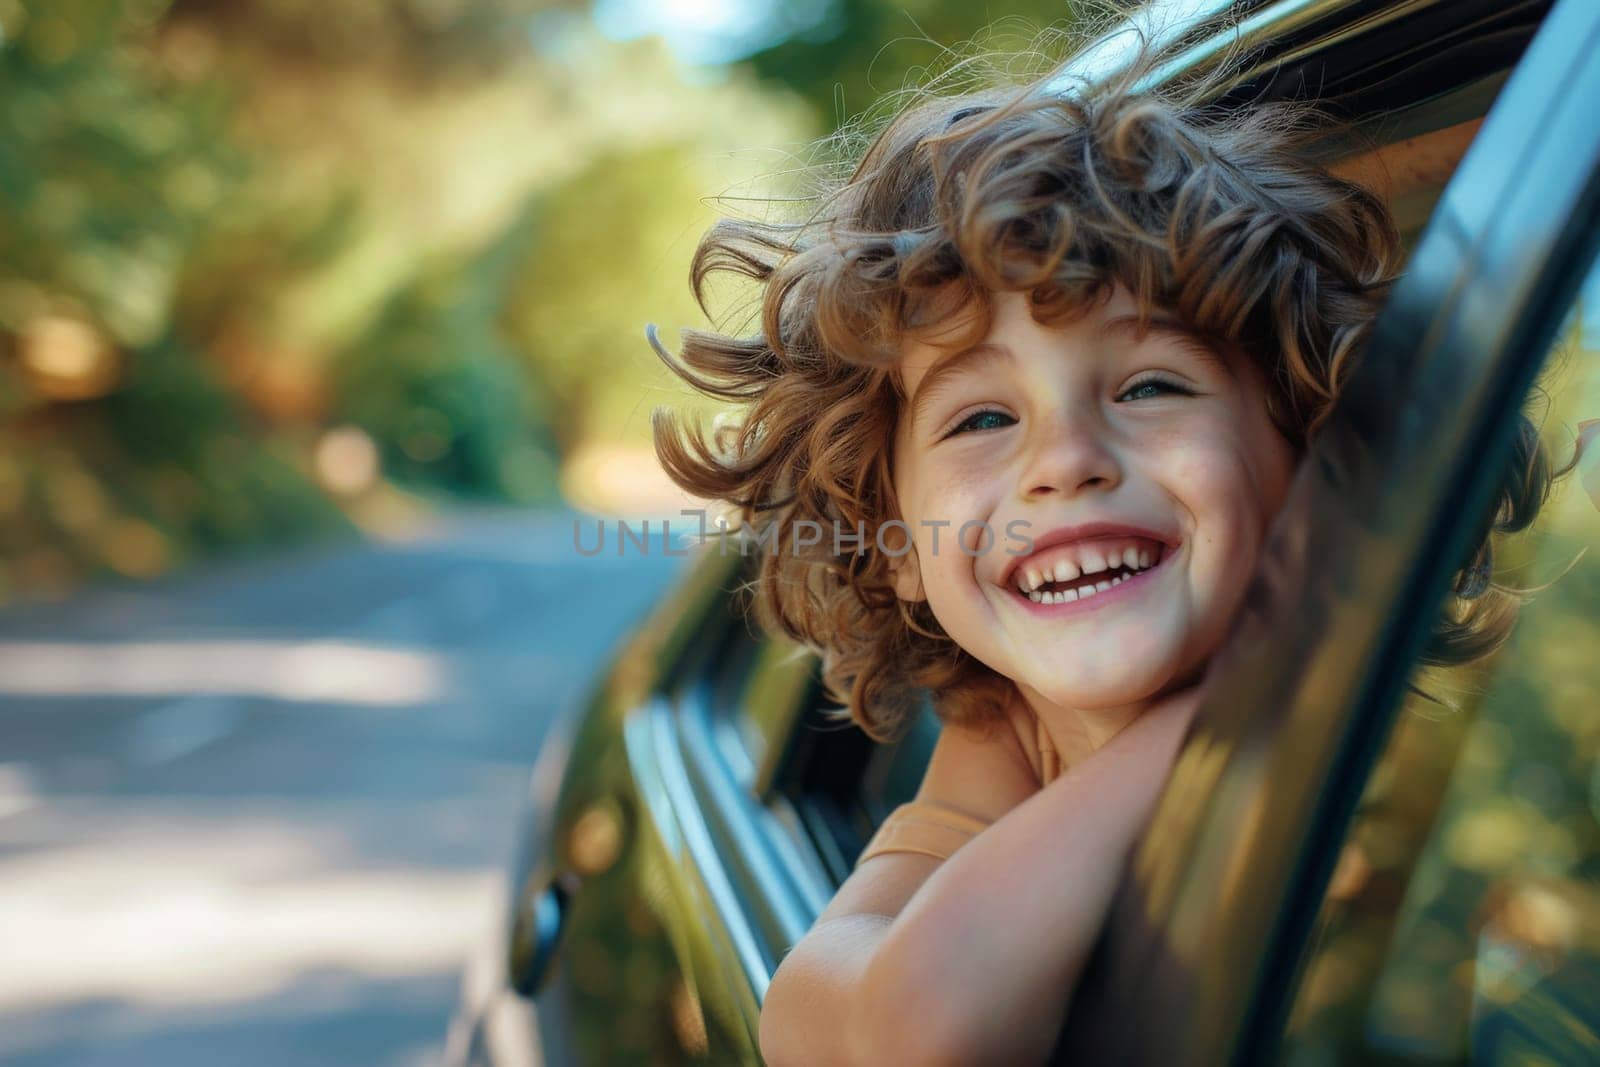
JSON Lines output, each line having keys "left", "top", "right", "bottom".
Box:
{"left": 1279, "top": 259, "right": 1600, "bottom": 1063}
{"left": 731, "top": 635, "right": 817, "bottom": 778}
{"left": 857, "top": 698, "right": 942, "bottom": 823}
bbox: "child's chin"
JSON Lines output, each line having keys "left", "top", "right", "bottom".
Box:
{"left": 1030, "top": 674, "right": 1169, "bottom": 711}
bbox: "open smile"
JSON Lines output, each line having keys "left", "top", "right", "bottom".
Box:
{"left": 1005, "top": 540, "right": 1177, "bottom": 619}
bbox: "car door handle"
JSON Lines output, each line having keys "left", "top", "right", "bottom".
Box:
{"left": 508, "top": 870, "right": 581, "bottom": 998}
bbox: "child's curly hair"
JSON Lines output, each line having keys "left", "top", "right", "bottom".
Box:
{"left": 648, "top": 15, "right": 1578, "bottom": 743}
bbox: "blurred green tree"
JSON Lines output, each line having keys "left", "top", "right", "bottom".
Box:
{"left": 164, "top": 0, "right": 583, "bottom": 73}
{"left": 0, "top": 0, "right": 351, "bottom": 598}
{"left": 333, "top": 217, "right": 563, "bottom": 504}
{"left": 739, "top": 0, "right": 1081, "bottom": 130}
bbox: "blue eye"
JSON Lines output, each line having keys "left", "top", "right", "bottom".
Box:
{"left": 941, "top": 378, "right": 1191, "bottom": 439}
{"left": 1120, "top": 376, "right": 1193, "bottom": 402}
{"left": 945, "top": 409, "right": 1016, "bottom": 438}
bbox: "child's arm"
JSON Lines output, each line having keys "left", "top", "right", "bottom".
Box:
{"left": 758, "top": 705, "right": 1041, "bottom": 1066}
{"left": 758, "top": 686, "right": 1202, "bottom": 1066}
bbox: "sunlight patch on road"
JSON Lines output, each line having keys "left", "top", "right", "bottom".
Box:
{"left": 0, "top": 822, "right": 497, "bottom": 1011}
{"left": 0, "top": 640, "right": 448, "bottom": 706}
{"left": 0, "top": 763, "right": 40, "bottom": 819}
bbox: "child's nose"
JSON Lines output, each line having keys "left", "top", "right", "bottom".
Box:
{"left": 1017, "top": 410, "right": 1123, "bottom": 501}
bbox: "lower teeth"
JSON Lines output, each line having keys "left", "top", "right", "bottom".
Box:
{"left": 1026, "top": 571, "right": 1135, "bottom": 604}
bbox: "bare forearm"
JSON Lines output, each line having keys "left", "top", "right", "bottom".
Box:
{"left": 859, "top": 695, "right": 1198, "bottom": 1065}
{"left": 760, "top": 914, "right": 891, "bottom": 1066}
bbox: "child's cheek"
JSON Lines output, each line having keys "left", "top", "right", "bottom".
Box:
{"left": 926, "top": 466, "right": 993, "bottom": 528}
{"left": 1161, "top": 444, "right": 1233, "bottom": 509}
{"left": 1160, "top": 444, "right": 1263, "bottom": 569}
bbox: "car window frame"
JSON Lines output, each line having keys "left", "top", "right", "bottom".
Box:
{"left": 1054, "top": 0, "right": 1600, "bottom": 1062}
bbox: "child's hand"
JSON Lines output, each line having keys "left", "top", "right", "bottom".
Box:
{"left": 1096, "top": 678, "right": 1206, "bottom": 763}
{"left": 1146, "top": 679, "right": 1207, "bottom": 731}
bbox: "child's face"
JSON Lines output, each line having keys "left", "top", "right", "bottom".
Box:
{"left": 889, "top": 285, "right": 1297, "bottom": 717}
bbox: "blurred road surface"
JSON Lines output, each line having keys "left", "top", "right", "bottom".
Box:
{"left": 0, "top": 507, "right": 688, "bottom": 1066}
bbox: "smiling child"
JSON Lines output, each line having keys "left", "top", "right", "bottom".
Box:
{"left": 889, "top": 284, "right": 1298, "bottom": 765}
{"left": 646, "top": 12, "right": 1559, "bottom": 1066}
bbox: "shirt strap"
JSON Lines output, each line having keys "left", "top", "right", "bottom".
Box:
{"left": 854, "top": 800, "right": 993, "bottom": 868}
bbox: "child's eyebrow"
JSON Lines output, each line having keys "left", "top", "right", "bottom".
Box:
{"left": 908, "top": 342, "right": 1014, "bottom": 428}
{"left": 1100, "top": 314, "right": 1234, "bottom": 380}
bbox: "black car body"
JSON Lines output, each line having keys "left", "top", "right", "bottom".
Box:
{"left": 448, "top": 0, "right": 1600, "bottom": 1062}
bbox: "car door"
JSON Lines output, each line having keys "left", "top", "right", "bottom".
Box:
{"left": 1054, "top": 0, "right": 1600, "bottom": 1061}
{"left": 517, "top": 529, "right": 943, "bottom": 1064}
{"left": 604, "top": 551, "right": 944, "bottom": 1060}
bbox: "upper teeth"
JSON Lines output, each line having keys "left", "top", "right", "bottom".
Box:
{"left": 1013, "top": 540, "right": 1159, "bottom": 596}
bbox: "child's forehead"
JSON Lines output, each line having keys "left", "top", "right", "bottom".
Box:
{"left": 888, "top": 284, "right": 1246, "bottom": 409}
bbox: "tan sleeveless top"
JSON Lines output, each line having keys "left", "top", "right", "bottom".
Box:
{"left": 854, "top": 701, "right": 1063, "bottom": 868}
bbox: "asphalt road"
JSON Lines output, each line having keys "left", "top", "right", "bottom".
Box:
{"left": 0, "top": 507, "right": 688, "bottom": 1066}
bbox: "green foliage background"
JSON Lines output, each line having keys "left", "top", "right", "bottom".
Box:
{"left": 0, "top": 0, "right": 1077, "bottom": 603}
